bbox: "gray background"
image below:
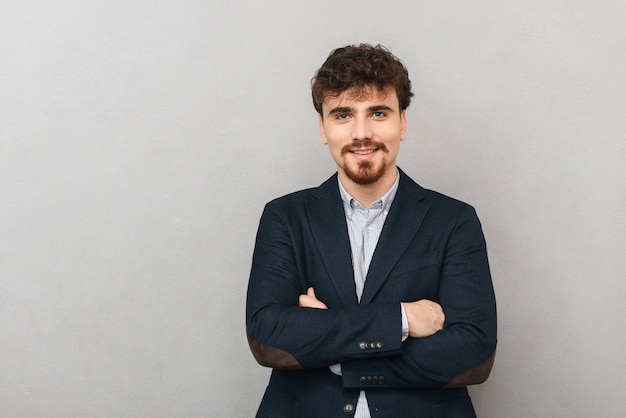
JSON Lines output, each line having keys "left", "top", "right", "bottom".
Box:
{"left": 1, "top": 1, "right": 625, "bottom": 417}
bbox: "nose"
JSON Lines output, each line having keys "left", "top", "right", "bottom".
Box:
{"left": 351, "top": 116, "right": 373, "bottom": 141}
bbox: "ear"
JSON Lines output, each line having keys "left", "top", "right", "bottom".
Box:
{"left": 400, "top": 110, "right": 407, "bottom": 141}
{"left": 319, "top": 115, "right": 328, "bottom": 144}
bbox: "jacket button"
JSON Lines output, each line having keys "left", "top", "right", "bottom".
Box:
{"left": 359, "top": 376, "right": 367, "bottom": 384}
{"left": 379, "top": 376, "right": 385, "bottom": 384}
{"left": 343, "top": 403, "right": 355, "bottom": 414}
{"left": 359, "top": 341, "right": 367, "bottom": 350}
{"left": 376, "top": 341, "right": 384, "bottom": 349}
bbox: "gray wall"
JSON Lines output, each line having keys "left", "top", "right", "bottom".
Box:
{"left": 1, "top": 1, "right": 624, "bottom": 417}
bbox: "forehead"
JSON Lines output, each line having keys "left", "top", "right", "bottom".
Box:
{"left": 322, "top": 85, "right": 398, "bottom": 110}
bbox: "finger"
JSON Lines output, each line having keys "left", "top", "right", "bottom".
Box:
{"left": 307, "top": 287, "right": 316, "bottom": 298}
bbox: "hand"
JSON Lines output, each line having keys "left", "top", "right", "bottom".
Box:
{"left": 299, "top": 287, "right": 328, "bottom": 309}
{"left": 402, "top": 300, "right": 445, "bottom": 338}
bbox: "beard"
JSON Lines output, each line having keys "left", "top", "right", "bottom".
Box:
{"left": 341, "top": 140, "right": 389, "bottom": 185}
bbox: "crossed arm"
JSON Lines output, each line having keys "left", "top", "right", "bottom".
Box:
{"left": 246, "top": 201, "right": 497, "bottom": 388}
{"left": 299, "top": 287, "right": 445, "bottom": 339}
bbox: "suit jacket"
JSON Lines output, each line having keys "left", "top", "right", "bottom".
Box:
{"left": 246, "top": 169, "right": 497, "bottom": 418}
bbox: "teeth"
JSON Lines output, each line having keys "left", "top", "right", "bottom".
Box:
{"left": 353, "top": 149, "right": 375, "bottom": 155}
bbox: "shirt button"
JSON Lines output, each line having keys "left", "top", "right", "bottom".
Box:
{"left": 367, "top": 226, "right": 373, "bottom": 231}
{"left": 343, "top": 403, "right": 355, "bottom": 414}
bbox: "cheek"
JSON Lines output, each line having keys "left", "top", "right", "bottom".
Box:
{"left": 324, "top": 135, "right": 345, "bottom": 154}
{"left": 385, "top": 140, "right": 402, "bottom": 157}
{"left": 330, "top": 143, "right": 345, "bottom": 159}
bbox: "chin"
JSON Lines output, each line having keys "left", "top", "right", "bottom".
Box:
{"left": 345, "top": 162, "right": 386, "bottom": 185}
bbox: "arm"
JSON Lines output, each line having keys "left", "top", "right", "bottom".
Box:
{"left": 341, "top": 205, "right": 497, "bottom": 389}
{"left": 301, "top": 288, "right": 446, "bottom": 378}
{"left": 246, "top": 202, "right": 405, "bottom": 369}
{"left": 301, "top": 289, "right": 446, "bottom": 340}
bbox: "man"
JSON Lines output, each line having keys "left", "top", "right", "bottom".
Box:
{"left": 246, "top": 44, "right": 497, "bottom": 417}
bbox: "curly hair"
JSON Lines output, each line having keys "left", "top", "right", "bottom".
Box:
{"left": 311, "top": 44, "right": 414, "bottom": 115}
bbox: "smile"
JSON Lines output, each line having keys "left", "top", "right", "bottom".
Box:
{"left": 351, "top": 148, "right": 377, "bottom": 155}
{"left": 340, "top": 141, "right": 389, "bottom": 158}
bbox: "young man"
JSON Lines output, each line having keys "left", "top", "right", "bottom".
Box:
{"left": 246, "top": 44, "right": 497, "bottom": 417}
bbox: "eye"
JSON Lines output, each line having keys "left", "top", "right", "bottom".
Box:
{"left": 336, "top": 113, "right": 349, "bottom": 120}
{"left": 372, "top": 111, "right": 386, "bottom": 118}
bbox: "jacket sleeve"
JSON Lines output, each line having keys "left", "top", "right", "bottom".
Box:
{"left": 340, "top": 205, "right": 497, "bottom": 388}
{"left": 246, "top": 201, "right": 405, "bottom": 369}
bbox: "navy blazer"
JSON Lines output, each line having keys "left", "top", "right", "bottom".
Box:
{"left": 246, "top": 169, "right": 497, "bottom": 417}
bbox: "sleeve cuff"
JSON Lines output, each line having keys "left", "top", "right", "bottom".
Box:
{"left": 400, "top": 303, "right": 409, "bottom": 342}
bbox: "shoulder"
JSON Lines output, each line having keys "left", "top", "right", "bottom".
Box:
{"left": 265, "top": 187, "right": 315, "bottom": 210}
{"left": 264, "top": 173, "right": 338, "bottom": 208}
{"left": 398, "top": 169, "right": 478, "bottom": 217}
{"left": 423, "top": 188, "right": 474, "bottom": 212}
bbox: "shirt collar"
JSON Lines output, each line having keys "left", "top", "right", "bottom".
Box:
{"left": 338, "top": 170, "right": 400, "bottom": 213}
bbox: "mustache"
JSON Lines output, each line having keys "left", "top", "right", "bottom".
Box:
{"left": 341, "top": 140, "right": 389, "bottom": 155}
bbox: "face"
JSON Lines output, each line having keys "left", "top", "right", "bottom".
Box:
{"left": 319, "top": 86, "right": 406, "bottom": 187}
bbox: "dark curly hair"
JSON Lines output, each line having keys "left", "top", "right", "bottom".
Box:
{"left": 311, "top": 44, "right": 414, "bottom": 115}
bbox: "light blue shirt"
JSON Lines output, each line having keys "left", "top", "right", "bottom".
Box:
{"left": 335, "top": 171, "right": 409, "bottom": 418}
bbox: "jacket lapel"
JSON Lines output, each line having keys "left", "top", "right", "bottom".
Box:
{"left": 360, "top": 171, "right": 429, "bottom": 304}
{"left": 307, "top": 175, "right": 358, "bottom": 306}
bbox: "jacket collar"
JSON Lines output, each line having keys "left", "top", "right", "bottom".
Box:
{"left": 306, "top": 169, "right": 429, "bottom": 305}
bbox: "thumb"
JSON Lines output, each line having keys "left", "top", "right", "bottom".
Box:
{"left": 307, "top": 287, "right": 316, "bottom": 298}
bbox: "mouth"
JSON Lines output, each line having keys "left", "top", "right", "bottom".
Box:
{"left": 341, "top": 141, "right": 388, "bottom": 160}
{"left": 351, "top": 148, "right": 378, "bottom": 155}
{"left": 343, "top": 146, "right": 380, "bottom": 160}
{"left": 347, "top": 147, "right": 379, "bottom": 161}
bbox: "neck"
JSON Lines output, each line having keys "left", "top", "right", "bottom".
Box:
{"left": 338, "top": 168, "right": 398, "bottom": 209}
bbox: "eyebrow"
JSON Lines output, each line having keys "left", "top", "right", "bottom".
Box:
{"left": 327, "top": 106, "right": 353, "bottom": 116}
{"left": 369, "top": 105, "right": 395, "bottom": 113}
{"left": 327, "top": 105, "right": 395, "bottom": 116}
